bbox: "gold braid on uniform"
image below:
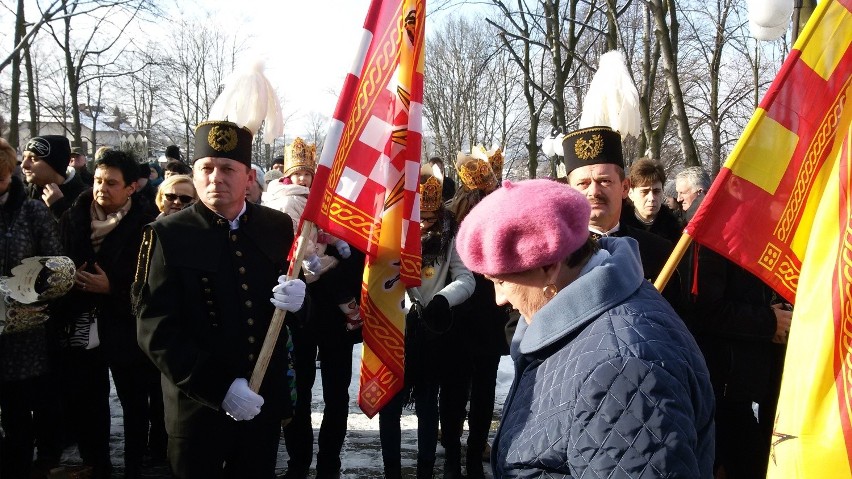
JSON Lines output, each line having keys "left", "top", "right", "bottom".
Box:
{"left": 132, "top": 227, "right": 156, "bottom": 316}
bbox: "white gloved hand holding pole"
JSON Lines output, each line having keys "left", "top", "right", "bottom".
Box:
{"left": 270, "top": 276, "right": 306, "bottom": 312}
{"left": 222, "top": 378, "right": 264, "bottom": 421}
{"left": 334, "top": 239, "right": 351, "bottom": 259}
{"left": 302, "top": 254, "right": 322, "bottom": 275}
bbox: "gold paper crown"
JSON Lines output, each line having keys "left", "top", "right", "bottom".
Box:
{"left": 455, "top": 145, "right": 500, "bottom": 192}
{"left": 419, "top": 163, "right": 443, "bottom": 212}
{"left": 489, "top": 148, "right": 504, "bottom": 180}
{"left": 283, "top": 137, "right": 317, "bottom": 177}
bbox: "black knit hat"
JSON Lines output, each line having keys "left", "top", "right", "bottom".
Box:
{"left": 192, "top": 121, "right": 253, "bottom": 167}
{"left": 24, "top": 135, "right": 71, "bottom": 178}
{"left": 165, "top": 145, "right": 181, "bottom": 163}
{"left": 561, "top": 126, "right": 624, "bottom": 175}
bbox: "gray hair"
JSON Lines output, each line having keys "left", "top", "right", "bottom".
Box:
{"left": 675, "top": 166, "right": 710, "bottom": 191}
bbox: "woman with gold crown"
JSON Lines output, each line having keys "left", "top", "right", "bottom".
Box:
{"left": 378, "top": 164, "right": 474, "bottom": 479}
{"left": 447, "top": 145, "right": 511, "bottom": 479}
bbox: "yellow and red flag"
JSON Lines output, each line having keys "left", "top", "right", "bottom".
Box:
{"left": 684, "top": 0, "right": 852, "bottom": 475}
{"left": 302, "top": 0, "right": 424, "bottom": 418}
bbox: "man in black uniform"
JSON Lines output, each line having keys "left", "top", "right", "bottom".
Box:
{"left": 134, "top": 119, "right": 306, "bottom": 478}
{"left": 563, "top": 126, "right": 682, "bottom": 307}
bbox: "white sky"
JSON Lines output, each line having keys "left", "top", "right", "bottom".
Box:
{"left": 179, "top": 0, "right": 374, "bottom": 137}
{"left": 179, "top": 0, "right": 472, "bottom": 138}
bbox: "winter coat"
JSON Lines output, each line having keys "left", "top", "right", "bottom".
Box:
{"left": 135, "top": 201, "right": 297, "bottom": 436}
{"left": 681, "top": 245, "right": 784, "bottom": 404}
{"left": 621, "top": 202, "right": 684, "bottom": 244}
{"left": 493, "top": 237, "right": 715, "bottom": 478}
{"left": 0, "top": 176, "right": 64, "bottom": 381}
{"left": 26, "top": 168, "right": 87, "bottom": 221}
{"left": 57, "top": 188, "right": 155, "bottom": 364}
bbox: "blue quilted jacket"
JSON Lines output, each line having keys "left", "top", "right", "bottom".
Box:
{"left": 493, "top": 237, "right": 715, "bottom": 478}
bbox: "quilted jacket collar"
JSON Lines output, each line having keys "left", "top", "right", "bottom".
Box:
{"left": 518, "top": 236, "right": 645, "bottom": 355}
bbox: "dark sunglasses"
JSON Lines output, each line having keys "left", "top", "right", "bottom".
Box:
{"left": 164, "top": 193, "right": 194, "bottom": 203}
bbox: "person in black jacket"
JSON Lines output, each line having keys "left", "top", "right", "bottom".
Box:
{"left": 449, "top": 147, "right": 510, "bottom": 479}
{"left": 683, "top": 246, "right": 790, "bottom": 478}
{"left": 135, "top": 120, "right": 306, "bottom": 479}
{"left": 21, "top": 135, "right": 86, "bottom": 221}
{"left": 621, "top": 157, "right": 683, "bottom": 244}
{"left": 57, "top": 149, "right": 158, "bottom": 478}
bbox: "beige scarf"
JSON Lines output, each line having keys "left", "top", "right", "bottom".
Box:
{"left": 90, "top": 197, "right": 132, "bottom": 252}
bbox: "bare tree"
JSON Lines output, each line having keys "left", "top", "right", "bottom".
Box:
{"left": 44, "top": 0, "right": 155, "bottom": 149}
{"left": 647, "top": 0, "right": 700, "bottom": 167}
{"left": 303, "top": 111, "right": 328, "bottom": 155}
{"left": 162, "top": 18, "right": 247, "bottom": 158}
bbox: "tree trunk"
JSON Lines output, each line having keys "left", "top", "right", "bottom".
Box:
{"left": 9, "top": 0, "right": 25, "bottom": 147}
{"left": 650, "top": 0, "right": 699, "bottom": 167}
{"left": 24, "top": 43, "right": 37, "bottom": 137}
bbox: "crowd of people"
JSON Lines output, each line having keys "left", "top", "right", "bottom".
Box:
{"left": 0, "top": 115, "right": 791, "bottom": 479}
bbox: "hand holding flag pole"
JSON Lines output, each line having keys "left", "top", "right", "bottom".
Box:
{"left": 249, "top": 220, "right": 315, "bottom": 393}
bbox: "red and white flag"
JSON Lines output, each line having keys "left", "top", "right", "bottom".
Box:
{"left": 302, "top": 0, "right": 425, "bottom": 418}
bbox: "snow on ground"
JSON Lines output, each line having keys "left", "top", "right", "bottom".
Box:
{"left": 59, "top": 347, "right": 515, "bottom": 478}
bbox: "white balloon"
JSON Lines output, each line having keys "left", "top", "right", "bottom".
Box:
{"left": 542, "top": 137, "right": 555, "bottom": 157}
{"left": 749, "top": 18, "right": 788, "bottom": 41}
{"left": 554, "top": 133, "right": 565, "bottom": 157}
{"left": 747, "top": 0, "right": 793, "bottom": 29}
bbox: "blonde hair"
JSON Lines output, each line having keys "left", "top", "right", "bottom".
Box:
{"left": 0, "top": 139, "right": 16, "bottom": 177}
{"left": 155, "top": 174, "right": 196, "bottom": 212}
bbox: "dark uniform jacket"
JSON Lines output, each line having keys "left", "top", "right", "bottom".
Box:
{"left": 134, "top": 201, "right": 295, "bottom": 437}
{"left": 599, "top": 223, "right": 684, "bottom": 314}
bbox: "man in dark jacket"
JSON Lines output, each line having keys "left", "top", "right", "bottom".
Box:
{"left": 621, "top": 157, "right": 683, "bottom": 243}
{"left": 563, "top": 127, "right": 683, "bottom": 310}
{"left": 21, "top": 135, "right": 86, "bottom": 221}
{"left": 135, "top": 120, "right": 306, "bottom": 478}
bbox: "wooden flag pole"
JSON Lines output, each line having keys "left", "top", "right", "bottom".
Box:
{"left": 249, "top": 220, "right": 315, "bottom": 393}
{"left": 653, "top": 232, "right": 693, "bottom": 292}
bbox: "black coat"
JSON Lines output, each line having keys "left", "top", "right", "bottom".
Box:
{"left": 27, "top": 172, "right": 87, "bottom": 221}
{"left": 607, "top": 223, "right": 684, "bottom": 314}
{"left": 681, "top": 245, "right": 784, "bottom": 404}
{"left": 455, "top": 273, "right": 510, "bottom": 358}
{"left": 620, "top": 203, "right": 684, "bottom": 244}
{"left": 57, "top": 189, "right": 155, "bottom": 364}
{"left": 135, "top": 201, "right": 296, "bottom": 436}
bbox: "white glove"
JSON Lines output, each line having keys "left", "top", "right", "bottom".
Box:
{"left": 271, "top": 276, "right": 306, "bottom": 312}
{"left": 334, "top": 239, "right": 352, "bottom": 259}
{"left": 221, "top": 378, "right": 264, "bottom": 421}
{"left": 302, "top": 254, "right": 322, "bottom": 275}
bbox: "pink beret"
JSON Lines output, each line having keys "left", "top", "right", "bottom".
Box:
{"left": 456, "top": 179, "right": 591, "bottom": 276}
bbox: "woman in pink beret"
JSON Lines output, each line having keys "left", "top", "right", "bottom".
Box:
{"left": 455, "top": 178, "right": 716, "bottom": 479}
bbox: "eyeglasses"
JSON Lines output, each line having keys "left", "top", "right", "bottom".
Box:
{"left": 164, "top": 193, "right": 194, "bottom": 204}
{"left": 420, "top": 215, "right": 438, "bottom": 223}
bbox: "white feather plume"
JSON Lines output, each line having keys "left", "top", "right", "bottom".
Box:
{"left": 579, "top": 51, "right": 641, "bottom": 139}
{"left": 208, "top": 59, "right": 284, "bottom": 145}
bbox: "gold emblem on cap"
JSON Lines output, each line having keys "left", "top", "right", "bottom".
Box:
{"left": 574, "top": 134, "right": 603, "bottom": 161}
{"left": 208, "top": 125, "right": 239, "bottom": 152}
